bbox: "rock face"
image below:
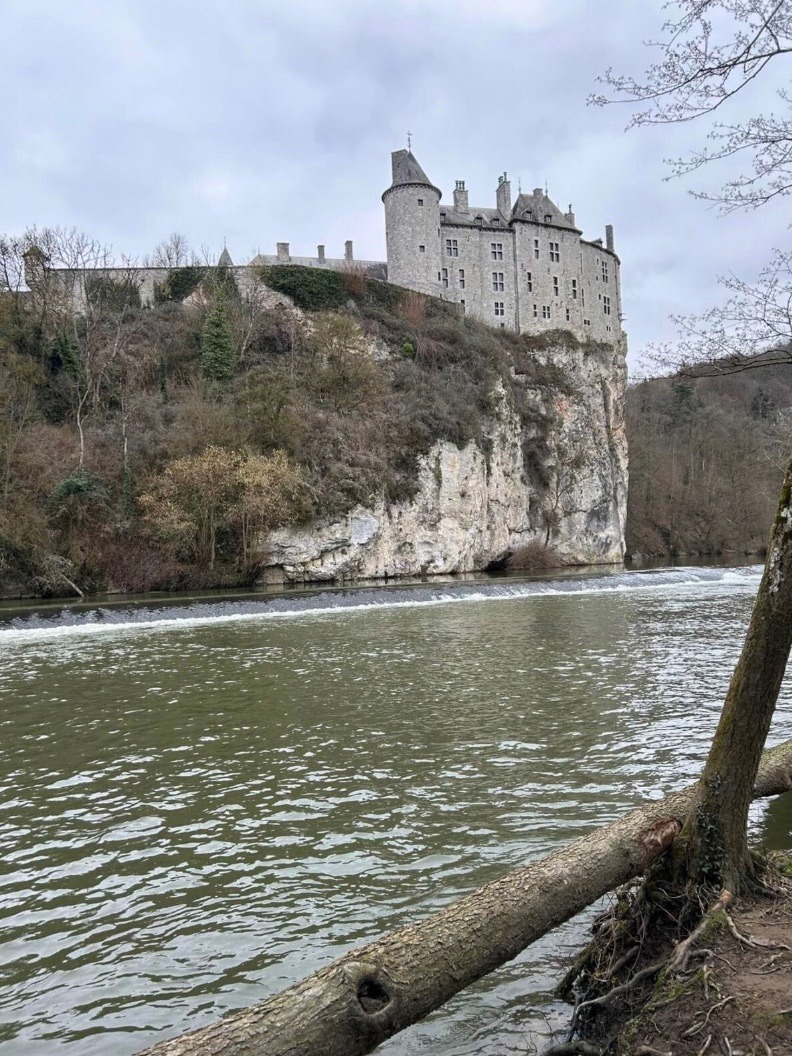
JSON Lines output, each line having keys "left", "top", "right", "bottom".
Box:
{"left": 264, "top": 341, "right": 628, "bottom": 582}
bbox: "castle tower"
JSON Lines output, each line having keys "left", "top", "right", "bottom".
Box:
{"left": 382, "top": 150, "right": 441, "bottom": 294}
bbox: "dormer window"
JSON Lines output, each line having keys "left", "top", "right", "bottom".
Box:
{"left": 475, "top": 215, "right": 483, "bottom": 226}
{"left": 544, "top": 214, "right": 552, "bottom": 223}
{"left": 492, "top": 217, "right": 500, "bottom": 227}
{"left": 524, "top": 210, "right": 532, "bottom": 219}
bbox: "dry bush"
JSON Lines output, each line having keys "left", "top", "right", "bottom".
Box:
{"left": 506, "top": 541, "right": 563, "bottom": 572}
{"left": 399, "top": 290, "right": 426, "bottom": 328}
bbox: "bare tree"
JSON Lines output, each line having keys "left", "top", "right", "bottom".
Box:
{"left": 146, "top": 232, "right": 195, "bottom": 268}
{"left": 592, "top": 0, "right": 792, "bottom": 211}
{"left": 648, "top": 249, "right": 792, "bottom": 374}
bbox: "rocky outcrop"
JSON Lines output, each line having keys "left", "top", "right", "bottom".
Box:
{"left": 263, "top": 340, "right": 627, "bottom": 582}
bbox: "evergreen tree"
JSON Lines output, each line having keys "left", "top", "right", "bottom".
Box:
{"left": 200, "top": 300, "right": 234, "bottom": 385}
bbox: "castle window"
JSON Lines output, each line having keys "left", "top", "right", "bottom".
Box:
{"left": 494, "top": 301, "right": 505, "bottom": 316}
{"left": 442, "top": 268, "right": 449, "bottom": 288}
{"left": 584, "top": 318, "right": 591, "bottom": 327}
{"left": 492, "top": 271, "right": 504, "bottom": 292}
{"left": 492, "top": 217, "right": 500, "bottom": 226}
{"left": 459, "top": 268, "right": 465, "bottom": 288}
{"left": 544, "top": 214, "right": 552, "bottom": 223}
{"left": 550, "top": 241, "right": 560, "bottom": 262}
{"left": 437, "top": 271, "right": 442, "bottom": 281}
{"left": 601, "top": 260, "right": 609, "bottom": 283}
{"left": 419, "top": 245, "right": 426, "bottom": 253}
{"left": 542, "top": 305, "right": 551, "bottom": 320}
{"left": 491, "top": 242, "right": 503, "bottom": 260}
{"left": 533, "top": 238, "right": 540, "bottom": 259}
{"left": 418, "top": 198, "right": 424, "bottom": 206}
{"left": 533, "top": 303, "right": 538, "bottom": 318}
{"left": 524, "top": 210, "right": 532, "bottom": 219}
{"left": 566, "top": 307, "right": 571, "bottom": 321}
{"left": 571, "top": 278, "right": 578, "bottom": 299}
{"left": 446, "top": 238, "right": 458, "bottom": 257}
{"left": 475, "top": 215, "right": 483, "bottom": 225}
{"left": 606, "top": 324, "right": 612, "bottom": 332}
{"left": 461, "top": 299, "right": 466, "bottom": 312}
{"left": 581, "top": 288, "right": 585, "bottom": 307}
{"left": 553, "top": 275, "right": 559, "bottom": 296}
{"left": 603, "top": 295, "right": 611, "bottom": 315}
{"left": 526, "top": 270, "right": 533, "bottom": 292}
{"left": 500, "top": 322, "right": 505, "bottom": 328}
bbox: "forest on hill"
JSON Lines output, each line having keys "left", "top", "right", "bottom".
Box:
{"left": 625, "top": 361, "right": 792, "bottom": 558}
{"left": 0, "top": 234, "right": 579, "bottom": 598}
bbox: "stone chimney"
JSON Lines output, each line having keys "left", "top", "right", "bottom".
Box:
{"left": 345, "top": 240, "right": 354, "bottom": 262}
{"left": 453, "top": 180, "right": 469, "bottom": 213}
{"left": 605, "top": 224, "right": 614, "bottom": 252}
{"left": 317, "top": 244, "right": 325, "bottom": 263}
{"left": 496, "top": 172, "right": 511, "bottom": 215}
{"left": 276, "top": 242, "right": 290, "bottom": 262}
{"left": 533, "top": 187, "right": 543, "bottom": 197}
{"left": 565, "top": 204, "right": 576, "bottom": 227}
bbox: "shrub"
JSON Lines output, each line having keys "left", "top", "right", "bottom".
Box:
{"left": 154, "top": 267, "right": 206, "bottom": 304}
{"left": 259, "top": 265, "right": 347, "bottom": 311}
{"left": 505, "top": 541, "right": 563, "bottom": 571}
{"left": 85, "top": 275, "right": 142, "bottom": 314}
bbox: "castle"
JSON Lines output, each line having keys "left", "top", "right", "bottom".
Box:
{"left": 25, "top": 148, "right": 624, "bottom": 345}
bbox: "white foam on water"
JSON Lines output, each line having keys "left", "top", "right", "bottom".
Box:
{"left": 0, "top": 565, "right": 764, "bottom": 647}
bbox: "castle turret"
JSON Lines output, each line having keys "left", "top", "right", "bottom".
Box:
{"left": 382, "top": 149, "right": 441, "bottom": 294}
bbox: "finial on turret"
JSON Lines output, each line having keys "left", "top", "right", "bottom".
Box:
{"left": 407, "top": 130, "right": 413, "bottom": 152}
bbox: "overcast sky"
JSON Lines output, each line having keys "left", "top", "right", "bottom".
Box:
{"left": 1, "top": 0, "right": 788, "bottom": 365}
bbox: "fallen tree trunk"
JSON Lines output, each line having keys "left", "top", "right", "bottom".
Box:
{"left": 136, "top": 738, "right": 792, "bottom": 1056}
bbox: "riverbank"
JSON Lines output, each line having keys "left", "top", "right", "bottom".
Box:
{"left": 561, "top": 853, "right": 792, "bottom": 1056}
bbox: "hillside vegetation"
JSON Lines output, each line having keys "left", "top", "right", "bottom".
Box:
{"left": 626, "top": 363, "right": 792, "bottom": 558}
{"left": 1, "top": 248, "right": 580, "bottom": 598}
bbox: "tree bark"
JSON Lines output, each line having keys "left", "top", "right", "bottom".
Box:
{"left": 134, "top": 738, "right": 792, "bottom": 1056}
{"left": 674, "top": 456, "right": 792, "bottom": 892}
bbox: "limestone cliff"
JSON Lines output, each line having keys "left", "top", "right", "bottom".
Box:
{"left": 263, "top": 341, "right": 627, "bottom": 582}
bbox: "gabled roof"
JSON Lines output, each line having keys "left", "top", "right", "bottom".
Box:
{"left": 511, "top": 190, "right": 579, "bottom": 232}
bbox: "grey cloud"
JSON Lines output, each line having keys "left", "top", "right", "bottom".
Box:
{"left": 1, "top": 0, "right": 787, "bottom": 362}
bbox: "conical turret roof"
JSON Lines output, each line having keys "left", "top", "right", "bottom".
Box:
{"left": 383, "top": 150, "right": 441, "bottom": 198}
{"left": 218, "top": 247, "right": 233, "bottom": 267}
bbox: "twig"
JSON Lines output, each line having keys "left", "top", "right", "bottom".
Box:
{"left": 695, "top": 1034, "right": 712, "bottom": 1056}
{"left": 759, "top": 1037, "right": 773, "bottom": 1056}
{"left": 755, "top": 950, "right": 790, "bottom": 973}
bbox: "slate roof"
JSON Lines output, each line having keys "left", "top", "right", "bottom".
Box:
{"left": 439, "top": 205, "right": 510, "bottom": 229}
{"left": 385, "top": 150, "right": 441, "bottom": 196}
{"left": 218, "top": 247, "right": 233, "bottom": 266}
{"left": 511, "top": 191, "right": 579, "bottom": 231}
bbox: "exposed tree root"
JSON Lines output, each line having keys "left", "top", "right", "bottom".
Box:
{"left": 559, "top": 861, "right": 788, "bottom": 1051}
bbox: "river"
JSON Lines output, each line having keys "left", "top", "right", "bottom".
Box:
{"left": 1, "top": 565, "right": 791, "bottom": 1055}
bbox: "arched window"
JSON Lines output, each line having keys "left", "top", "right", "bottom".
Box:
{"left": 524, "top": 210, "right": 532, "bottom": 219}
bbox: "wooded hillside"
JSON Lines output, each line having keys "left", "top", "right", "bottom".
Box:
{"left": 626, "top": 364, "right": 792, "bottom": 557}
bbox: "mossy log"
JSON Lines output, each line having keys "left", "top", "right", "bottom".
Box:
{"left": 134, "top": 739, "right": 792, "bottom": 1056}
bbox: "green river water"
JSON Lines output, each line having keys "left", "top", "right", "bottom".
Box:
{"left": 1, "top": 565, "right": 791, "bottom": 1055}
